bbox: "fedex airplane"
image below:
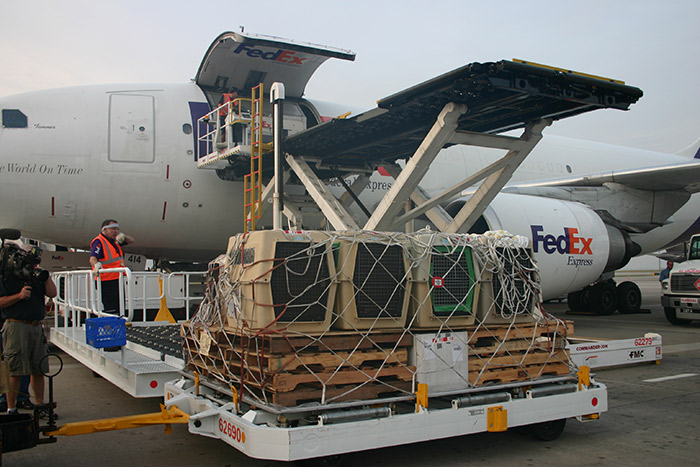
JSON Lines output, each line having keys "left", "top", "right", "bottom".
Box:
{"left": 1, "top": 31, "right": 699, "bottom": 315}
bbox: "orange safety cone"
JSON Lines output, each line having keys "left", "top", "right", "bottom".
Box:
{"left": 154, "top": 277, "right": 176, "bottom": 323}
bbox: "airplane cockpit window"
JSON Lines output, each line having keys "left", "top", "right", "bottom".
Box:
{"left": 2, "top": 109, "right": 28, "bottom": 128}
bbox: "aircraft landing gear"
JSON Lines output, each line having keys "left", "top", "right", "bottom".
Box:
{"left": 616, "top": 281, "right": 642, "bottom": 313}
{"left": 567, "top": 289, "right": 590, "bottom": 313}
{"left": 567, "top": 280, "right": 641, "bottom": 315}
{"left": 589, "top": 281, "right": 617, "bottom": 315}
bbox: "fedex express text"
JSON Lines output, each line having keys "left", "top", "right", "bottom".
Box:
{"left": 531, "top": 225, "right": 594, "bottom": 267}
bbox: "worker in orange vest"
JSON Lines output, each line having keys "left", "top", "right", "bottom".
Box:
{"left": 89, "top": 219, "right": 135, "bottom": 315}
{"left": 218, "top": 88, "right": 238, "bottom": 142}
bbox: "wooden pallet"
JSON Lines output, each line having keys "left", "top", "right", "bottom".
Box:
{"left": 182, "top": 324, "right": 415, "bottom": 406}
{"left": 189, "top": 356, "right": 414, "bottom": 391}
{"left": 465, "top": 321, "right": 573, "bottom": 386}
{"left": 469, "top": 338, "right": 566, "bottom": 357}
{"left": 228, "top": 329, "right": 414, "bottom": 354}
{"left": 182, "top": 323, "right": 413, "bottom": 351}
{"left": 258, "top": 379, "right": 414, "bottom": 406}
{"left": 468, "top": 320, "right": 574, "bottom": 347}
{"left": 469, "top": 361, "right": 571, "bottom": 386}
{"left": 181, "top": 319, "right": 575, "bottom": 405}
{"left": 243, "top": 347, "right": 409, "bottom": 373}
{"left": 469, "top": 348, "right": 570, "bottom": 373}
{"left": 187, "top": 360, "right": 233, "bottom": 382}
{"left": 185, "top": 333, "right": 411, "bottom": 376}
{"left": 182, "top": 321, "right": 572, "bottom": 351}
{"left": 269, "top": 365, "right": 414, "bottom": 392}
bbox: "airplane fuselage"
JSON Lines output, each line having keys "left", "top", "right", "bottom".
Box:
{"left": 1, "top": 83, "right": 699, "bottom": 299}
{"left": 0, "top": 82, "right": 242, "bottom": 260}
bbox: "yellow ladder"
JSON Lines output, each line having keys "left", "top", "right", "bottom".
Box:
{"left": 244, "top": 84, "right": 264, "bottom": 232}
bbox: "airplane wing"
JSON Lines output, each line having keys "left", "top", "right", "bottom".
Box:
{"left": 284, "top": 59, "right": 643, "bottom": 178}
{"left": 654, "top": 243, "right": 688, "bottom": 263}
{"left": 514, "top": 161, "right": 700, "bottom": 193}
{"left": 503, "top": 161, "right": 700, "bottom": 234}
{"left": 195, "top": 31, "right": 355, "bottom": 98}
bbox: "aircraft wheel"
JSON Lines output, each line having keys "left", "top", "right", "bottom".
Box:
{"left": 567, "top": 288, "right": 591, "bottom": 313}
{"left": 590, "top": 282, "right": 617, "bottom": 315}
{"left": 532, "top": 418, "right": 567, "bottom": 441}
{"left": 616, "top": 281, "right": 642, "bottom": 313}
{"left": 664, "top": 307, "right": 692, "bottom": 325}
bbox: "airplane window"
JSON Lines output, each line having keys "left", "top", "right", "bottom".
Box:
{"left": 566, "top": 165, "right": 572, "bottom": 173}
{"left": 182, "top": 123, "right": 192, "bottom": 135}
{"left": 690, "top": 238, "right": 700, "bottom": 260}
{"left": 2, "top": 109, "right": 28, "bottom": 128}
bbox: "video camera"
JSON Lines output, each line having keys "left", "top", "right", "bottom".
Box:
{"left": 0, "top": 228, "right": 49, "bottom": 284}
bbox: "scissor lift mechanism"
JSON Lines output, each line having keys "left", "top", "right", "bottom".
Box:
{"left": 285, "top": 108, "right": 551, "bottom": 233}
{"left": 244, "top": 60, "right": 643, "bottom": 234}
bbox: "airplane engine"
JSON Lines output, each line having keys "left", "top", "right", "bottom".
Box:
{"left": 445, "top": 193, "right": 639, "bottom": 301}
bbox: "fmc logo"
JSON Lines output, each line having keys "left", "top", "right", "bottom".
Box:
{"left": 233, "top": 44, "right": 307, "bottom": 65}
{"left": 531, "top": 225, "right": 593, "bottom": 255}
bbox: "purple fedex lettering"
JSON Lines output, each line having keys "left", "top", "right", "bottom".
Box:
{"left": 233, "top": 44, "right": 307, "bottom": 65}
{"left": 531, "top": 225, "right": 593, "bottom": 255}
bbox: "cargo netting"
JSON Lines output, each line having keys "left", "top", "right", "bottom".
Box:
{"left": 182, "top": 230, "right": 574, "bottom": 408}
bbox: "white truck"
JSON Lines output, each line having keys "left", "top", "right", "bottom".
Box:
{"left": 661, "top": 234, "right": 700, "bottom": 324}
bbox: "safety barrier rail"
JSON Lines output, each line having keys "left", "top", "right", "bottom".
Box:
{"left": 196, "top": 98, "right": 253, "bottom": 161}
{"left": 52, "top": 268, "right": 133, "bottom": 326}
{"left": 164, "top": 271, "right": 207, "bottom": 321}
{"left": 51, "top": 268, "right": 206, "bottom": 330}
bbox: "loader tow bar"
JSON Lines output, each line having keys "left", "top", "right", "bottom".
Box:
{"left": 45, "top": 404, "right": 189, "bottom": 437}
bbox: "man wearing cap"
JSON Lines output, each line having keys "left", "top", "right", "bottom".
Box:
{"left": 89, "top": 220, "right": 135, "bottom": 314}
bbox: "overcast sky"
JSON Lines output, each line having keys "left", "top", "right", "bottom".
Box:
{"left": 1, "top": 0, "right": 698, "bottom": 153}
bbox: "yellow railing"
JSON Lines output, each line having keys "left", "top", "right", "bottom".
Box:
{"left": 244, "top": 83, "right": 264, "bottom": 232}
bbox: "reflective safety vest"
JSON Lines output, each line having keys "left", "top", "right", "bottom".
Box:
{"left": 92, "top": 233, "right": 125, "bottom": 281}
{"left": 219, "top": 93, "right": 235, "bottom": 117}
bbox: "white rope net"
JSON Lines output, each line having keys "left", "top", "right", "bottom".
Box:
{"left": 183, "top": 229, "right": 574, "bottom": 408}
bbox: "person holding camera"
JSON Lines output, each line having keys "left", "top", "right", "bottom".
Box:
{"left": 89, "top": 220, "right": 134, "bottom": 314}
{"left": 0, "top": 253, "right": 57, "bottom": 416}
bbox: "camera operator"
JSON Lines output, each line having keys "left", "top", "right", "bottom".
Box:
{"left": 0, "top": 246, "right": 57, "bottom": 416}
{"left": 89, "top": 219, "right": 134, "bottom": 314}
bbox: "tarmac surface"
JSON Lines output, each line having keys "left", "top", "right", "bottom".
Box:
{"left": 4, "top": 275, "right": 700, "bottom": 466}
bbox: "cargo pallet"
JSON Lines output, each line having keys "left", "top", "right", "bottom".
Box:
{"left": 182, "top": 320, "right": 575, "bottom": 407}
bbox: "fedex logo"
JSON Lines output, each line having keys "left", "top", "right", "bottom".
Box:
{"left": 531, "top": 225, "right": 593, "bottom": 255}
{"left": 233, "top": 44, "right": 307, "bottom": 65}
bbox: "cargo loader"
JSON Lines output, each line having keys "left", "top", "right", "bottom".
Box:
{"left": 162, "top": 229, "right": 607, "bottom": 464}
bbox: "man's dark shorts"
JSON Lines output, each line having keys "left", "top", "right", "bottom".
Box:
{"left": 2, "top": 321, "right": 47, "bottom": 376}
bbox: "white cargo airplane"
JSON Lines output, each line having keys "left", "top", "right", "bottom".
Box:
{"left": 1, "top": 31, "right": 699, "bottom": 315}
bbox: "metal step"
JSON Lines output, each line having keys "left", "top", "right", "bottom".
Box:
{"left": 50, "top": 324, "right": 184, "bottom": 398}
